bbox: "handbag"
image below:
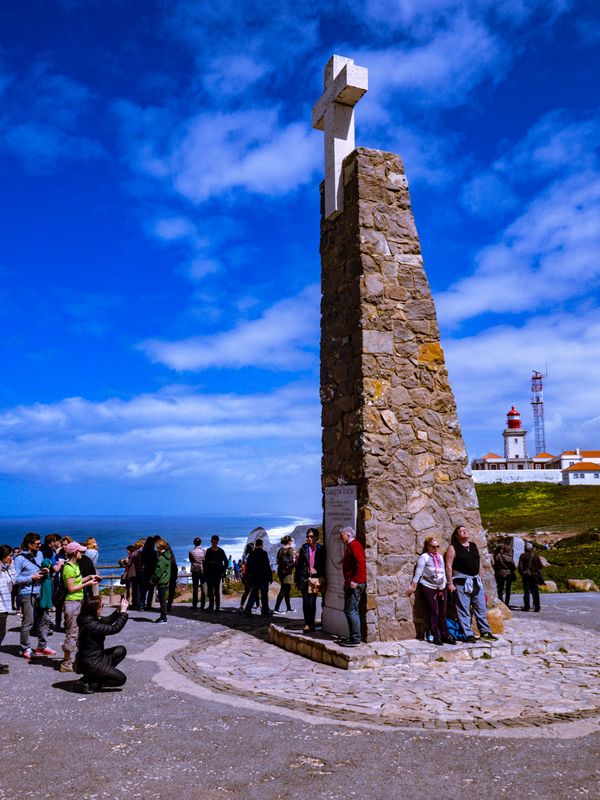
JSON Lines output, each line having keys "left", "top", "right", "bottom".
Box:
{"left": 307, "top": 577, "right": 324, "bottom": 595}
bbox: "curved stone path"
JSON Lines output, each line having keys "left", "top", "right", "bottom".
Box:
{"left": 168, "top": 618, "right": 600, "bottom": 734}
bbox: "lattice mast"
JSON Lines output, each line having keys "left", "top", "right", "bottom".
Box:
{"left": 531, "top": 370, "right": 546, "bottom": 455}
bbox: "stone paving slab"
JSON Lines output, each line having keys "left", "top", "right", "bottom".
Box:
{"left": 174, "top": 616, "right": 600, "bottom": 732}
{"left": 268, "top": 616, "right": 576, "bottom": 669}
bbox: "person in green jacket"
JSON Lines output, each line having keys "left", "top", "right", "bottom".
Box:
{"left": 151, "top": 539, "right": 171, "bottom": 624}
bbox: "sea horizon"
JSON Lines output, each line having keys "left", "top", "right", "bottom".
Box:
{"left": 0, "top": 512, "right": 321, "bottom": 566}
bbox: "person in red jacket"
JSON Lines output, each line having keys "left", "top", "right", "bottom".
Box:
{"left": 339, "top": 526, "right": 366, "bottom": 647}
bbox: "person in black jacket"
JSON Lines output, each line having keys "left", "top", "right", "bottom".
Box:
{"left": 518, "top": 542, "right": 544, "bottom": 612}
{"left": 203, "top": 535, "right": 229, "bottom": 612}
{"left": 295, "top": 528, "right": 325, "bottom": 633}
{"left": 139, "top": 537, "right": 158, "bottom": 611}
{"left": 76, "top": 595, "right": 129, "bottom": 694}
{"left": 243, "top": 539, "right": 273, "bottom": 617}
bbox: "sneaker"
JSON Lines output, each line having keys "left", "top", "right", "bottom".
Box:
{"left": 338, "top": 638, "right": 361, "bottom": 647}
{"left": 441, "top": 635, "right": 457, "bottom": 645}
{"left": 79, "top": 679, "right": 96, "bottom": 695}
{"left": 431, "top": 638, "right": 444, "bottom": 646}
{"left": 21, "top": 648, "right": 32, "bottom": 660}
{"left": 154, "top": 618, "right": 168, "bottom": 624}
{"left": 464, "top": 636, "right": 478, "bottom": 644}
{"left": 34, "top": 647, "right": 57, "bottom": 656}
{"left": 59, "top": 661, "right": 74, "bottom": 672}
{"left": 480, "top": 632, "right": 499, "bottom": 641}
{"left": 0, "top": 664, "right": 9, "bottom": 674}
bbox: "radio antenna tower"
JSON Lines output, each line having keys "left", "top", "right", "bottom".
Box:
{"left": 531, "top": 370, "right": 547, "bottom": 455}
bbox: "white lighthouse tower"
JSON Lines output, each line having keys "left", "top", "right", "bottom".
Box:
{"left": 503, "top": 406, "right": 528, "bottom": 464}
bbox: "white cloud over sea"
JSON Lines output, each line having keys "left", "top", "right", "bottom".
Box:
{"left": 0, "top": 384, "right": 321, "bottom": 492}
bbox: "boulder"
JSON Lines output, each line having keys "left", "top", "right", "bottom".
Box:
{"left": 495, "top": 600, "right": 512, "bottom": 620}
{"left": 566, "top": 578, "right": 599, "bottom": 592}
{"left": 245, "top": 526, "right": 274, "bottom": 562}
{"left": 539, "top": 580, "right": 558, "bottom": 593}
{"left": 472, "top": 605, "right": 505, "bottom": 636}
{"left": 486, "top": 606, "right": 506, "bottom": 634}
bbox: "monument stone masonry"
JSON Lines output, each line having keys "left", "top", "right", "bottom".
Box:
{"left": 314, "top": 55, "right": 496, "bottom": 642}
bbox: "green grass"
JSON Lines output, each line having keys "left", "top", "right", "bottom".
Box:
{"left": 543, "top": 541, "right": 600, "bottom": 591}
{"left": 476, "top": 482, "right": 600, "bottom": 534}
{"left": 478, "top": 483, "right": 600, "bottom": 590}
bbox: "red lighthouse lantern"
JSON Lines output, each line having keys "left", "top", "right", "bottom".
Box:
{"left": 507, "top": 406, "right": 521, "bottom": 430}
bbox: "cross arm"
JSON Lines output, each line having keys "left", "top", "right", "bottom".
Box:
{"left": 312, "top": 63, "right": 368, "bottom": 131}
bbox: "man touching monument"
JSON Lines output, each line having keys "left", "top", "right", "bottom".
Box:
{"left": 339, "top": 526, "right": 366, "bottom": 647}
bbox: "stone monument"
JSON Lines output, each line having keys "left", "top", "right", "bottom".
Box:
{"left": 313, "top": 54, "right": 496, "bottom": 642}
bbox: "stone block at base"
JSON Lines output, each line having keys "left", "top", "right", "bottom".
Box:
{"left": 268, "top": 618, "right": 567, "bottom": 670}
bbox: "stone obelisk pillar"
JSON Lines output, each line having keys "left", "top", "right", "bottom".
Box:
{"left": 314, "top": 57, "right": 494, "bottom": 643}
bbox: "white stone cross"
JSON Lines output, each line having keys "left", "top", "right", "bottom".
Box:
{"left": 312, "top": 54, "right": 368, "bottom": 220}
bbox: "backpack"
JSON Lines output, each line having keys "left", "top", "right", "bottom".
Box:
{"left": 52, "top": 575, "right": 66, "bottom": 607}
{"left": 278, "top": 548, "right": 295, "bottom": 577}
{"left": 446, "top": 617, "right": 468, "bottom": 642}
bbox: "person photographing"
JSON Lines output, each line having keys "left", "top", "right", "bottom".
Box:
{"left": 76, "top": 595, "right": 129, "bottom": 694}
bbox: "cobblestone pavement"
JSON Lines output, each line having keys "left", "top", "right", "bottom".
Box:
{"left": 170, "top": 614, "right": 600, "bottom": 733}
{"left": 2, "top": 597, "right": 600, "bottom": 800}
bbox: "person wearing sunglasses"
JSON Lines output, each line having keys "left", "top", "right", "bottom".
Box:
{"left": 406, "top": 535, "right": 456, "bottom": 646}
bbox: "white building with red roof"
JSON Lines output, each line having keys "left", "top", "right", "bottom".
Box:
{"left": 471, "top": 408, "right": 600, "bottom": 485}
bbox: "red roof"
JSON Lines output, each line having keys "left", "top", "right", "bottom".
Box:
{"left": 561, "top": 450, "right": 578, "bottom": 456}
{"left": 482, "top": 452, "right": 503, "bottom": 460}
{"left": 581, "top": 450, "right": 600, "bottom": 458}
{"left": 563, "top": 462, "right": 600, "bottom": 472}
{"left": 533, "top": 452, "right": 554, "bottom": 459}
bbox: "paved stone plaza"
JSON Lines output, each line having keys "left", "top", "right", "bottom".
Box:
{"left": 2, "top": 595, "right": 600, "bottom": 799}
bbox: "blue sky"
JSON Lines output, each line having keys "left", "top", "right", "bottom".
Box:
{"left": 0, "top": 0, "right": 599, "bottom": 515}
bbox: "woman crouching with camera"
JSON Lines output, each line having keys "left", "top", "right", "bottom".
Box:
{"left": 406, "top": 535, "right": 456, "bottom": 646}
{"left": 76, "top": 595, "right": 129, "bottom": 694}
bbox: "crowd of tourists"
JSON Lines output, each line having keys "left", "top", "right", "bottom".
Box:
{"left": 1, "top": 522, "right": 543, "bottom": 693}
{"left": 0, "top": 531, "right": 128, "bottom": 692}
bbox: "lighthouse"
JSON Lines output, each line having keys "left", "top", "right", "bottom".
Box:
{"left": 503, "top": 406, "right": 528, "bottom": 462}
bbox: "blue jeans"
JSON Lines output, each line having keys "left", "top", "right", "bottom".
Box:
{"left": 454, "top": 579, "right": 491, "bottom": 636}
{"left": 343, "top": 583, "right": 365, "bottom": 643}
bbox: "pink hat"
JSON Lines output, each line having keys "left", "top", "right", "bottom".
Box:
{"left": 65, "top": 542, "right": 87, "bottom": 555}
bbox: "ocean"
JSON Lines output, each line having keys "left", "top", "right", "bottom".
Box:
{"left": 0, "top": 513, "right": 319, "bottom": 568}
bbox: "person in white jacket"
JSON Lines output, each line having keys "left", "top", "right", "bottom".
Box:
{"left": 406, "top": 535, "right": 456, "bottom": 646}
{"left": 0, "top": 544, "right": 17, "bottom": 674}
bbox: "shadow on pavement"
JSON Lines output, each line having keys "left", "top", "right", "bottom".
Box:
{"left": 163, "top": 603, "right": 319, "bottom": 644}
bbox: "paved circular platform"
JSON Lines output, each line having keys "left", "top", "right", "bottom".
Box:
{"left": 168, "top": 615, "right": 600, "bottom": 733}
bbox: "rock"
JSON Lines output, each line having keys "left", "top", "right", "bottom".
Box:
{"left": 495, "top": 600, "right": 513, "bottom": 620}
{"left": 471, "top": 606, "right": 505, "bottom": 636}
{"left": 486, "top": 607, "right": 505, "bottom": 634}
{"left": 566, "top": 579, "right": 599, "bottom": 592}
{"left": 539, "top": 580, "right": 558, "bottom": 593}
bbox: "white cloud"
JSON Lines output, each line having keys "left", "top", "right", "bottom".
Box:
{"left": 437, "top": 109, "right": 600, "bottom": 326}
{"left": 350, "top": 0, "right": 571, "bottom": 34}
{"left": 358, "top": 13, "right": 505, "bottom": 115}
{"left": 141, "top": 284, "right": 320, "bottom": 371}
{"left": 151, "top": 110, "right": 320, "bottom": 203}
{"left": 151, "top": 214, "right": 220, "bottom": 280}
{"left": 443, "top": 308, "right": 600, "bottom": 456}
{"left": 0, "top": 383, "right": 321, "bottom": 487}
